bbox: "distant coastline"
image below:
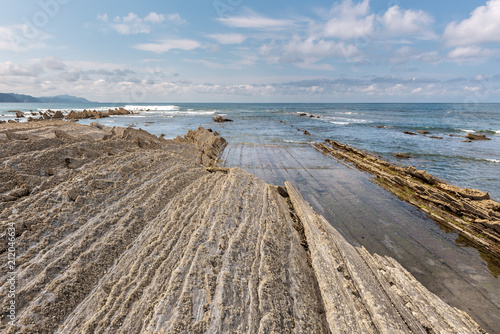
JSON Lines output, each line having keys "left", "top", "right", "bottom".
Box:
{"left": 0, "top": 93, "right": 93, "bottom": 104}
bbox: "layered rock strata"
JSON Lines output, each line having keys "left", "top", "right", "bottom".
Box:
{"left": 0, "top": 122, "right": 485, "bottom": 333}
{"left": 313, "top": 139, "right": 500, "bottom": 260}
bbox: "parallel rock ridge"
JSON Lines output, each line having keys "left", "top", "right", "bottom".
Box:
{"left": 313, "top": 139, "right": 500, "bottom": 260}
{"left": 0, "top": 122, "right": 485, "bottom": 333}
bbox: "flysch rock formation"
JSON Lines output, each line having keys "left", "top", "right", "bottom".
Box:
{"left": 313, "top": 139, "right": 500, "bottom": 261}
{"left": 0, "top": 121, "right": 486, "bottom": 333}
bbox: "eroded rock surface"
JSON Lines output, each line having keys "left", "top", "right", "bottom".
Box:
{"left": 0, "top": 122, "right": 486, "bottom": 333}
{"left": 314, "top": 139, "right": 500, "bottom": 260}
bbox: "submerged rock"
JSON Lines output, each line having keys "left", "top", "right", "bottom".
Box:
{"left": 394, "top": 153, "right": 411, "bottom": 159}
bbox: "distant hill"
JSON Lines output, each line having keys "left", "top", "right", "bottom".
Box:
{"left": 0, "top": 93, "right": 93, "bottom": 103}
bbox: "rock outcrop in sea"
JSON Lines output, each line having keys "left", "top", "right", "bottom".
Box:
{"left": 314, "top": 138, "right": 500, "bottom": 259}
{"left": 0, "top": 121, "right": 486, "bottom": 333}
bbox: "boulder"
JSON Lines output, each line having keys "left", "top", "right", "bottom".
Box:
{"left": 404, "top": 166, "right": 438, "bottom": 185}
{"left": 417, "top": 130, "right": 430, "bottom": 134}
{"left": 213, "top": 115, "right": 233, "bottom": 123}
{"left": 108, "top": 107, "right": 131, "bottom": 116}
{"left": 394, "top": 153, "right": 411, "bottom": 159}
{"left": 52, "top": 110, "right": 64, "bottom": 119}
{"left": 303, "top": 130, "right": 311, "bottom": 135}
{"left": 15, "top": 110, "right": 24, "bottom": 118}
{"left": 403, "top": 131, "right": 418, "bottom": 135}
{"left": 466, "top": 133, "right": 491, "bottom": 140}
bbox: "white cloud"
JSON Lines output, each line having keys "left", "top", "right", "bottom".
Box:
{"left": 165, "top": 13, "right": 186, "bottom": 25}
{"left": 144, "top": 12, "right": 165, "bottom": 24}
{"left": 444, "top": 0, "right": 500, "bottom": 47}
{"left": 390, "top": 47, "right": 441, "bottom": 64}
{"left": 41, "top": 56, "right": 66, "bottom": 71}
{"left": 260, "top": 36, "right": 358, "bottom": 68}
{"left": 0, "top": 61, "right": 43, "bottom": 77}
{"left": 447, "top": 46, "right": 497, "bottom": 64}
{"left": 217, "top": 12, "right": 293, "bottom": 30}
{"left": 324, "top": 0, "right": 374, "bottom": 39}
{"left": 0, "top": 25, "right": 49, "bottom": 52}
{"left": 186, "top": 57, "right": 257, "bottom": 70}
{"left": 381, "top": 6, "right": 436, "bottom": 39}
{"left": 208, "top": 33, "right": 247, "bottom": 45}
{"left": 414, "top": 51, "right": 441, "bottom": 64}
{"left": 97, "top": 14, "right": 108, "bottom": 22}
{"left": 323, "top": 0, "right": 435, "bottom": 40}
{"left": 389, "top": 46, "right": 415, "bottom": 64}
{"left": 101, "top": 12, "right": 182, "bottom": 35}
{"left": 134, "top": 39, "right": 201, "bottom": 53}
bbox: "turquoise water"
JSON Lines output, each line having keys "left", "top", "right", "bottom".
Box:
{"left": 2, "top": 102, "right": 499, "bottom": 199}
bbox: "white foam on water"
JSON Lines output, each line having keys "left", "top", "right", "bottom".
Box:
{"left": 458, "top": 129, "right": 476, "bottom": 133}
{"left": 486, "top": 159, "right": 500, "bottom": 163}
{"left": 330, "top": 121, "right": 351, "bottom": 125}
{"left": 36, "top": 107, "right": 112, "bottom": 113}
{"left": 336, "top": 111, "right": 361, "bottom": 115}
{"left": 125, "top": 105, "right": 216, "bottom": 115}
{"left": 124, "top": 105, "right": 180, "bottom": 112}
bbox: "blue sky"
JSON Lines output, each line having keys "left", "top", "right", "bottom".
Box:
{"left": 0, "top": 0, "right": 499, "bottom": 102}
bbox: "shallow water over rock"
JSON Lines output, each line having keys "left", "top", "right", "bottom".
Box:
{"left": 221, "top": 141, "right": 500, "bottom": 333}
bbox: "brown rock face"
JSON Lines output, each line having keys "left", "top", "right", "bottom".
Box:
{"left": 314, "top": 138, "right": 500, "bottom": 260}
{"left": 0, "top": 122, "right": 487, "bottom": 333}
{"left": 52, "top": 110, "right": 64, "bottom": 119}
{"left": 466, "top": 133, "right": 491, "bottom": 140}
{"left": 213, "top": 115, "right": 233, "bottom": 123}
{"left": 65, "top": 108, "right": 132, "bottom": 120}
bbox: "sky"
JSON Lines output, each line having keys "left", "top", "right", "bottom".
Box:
{"left": 0, "top": 0, "right": 500, "bottom": 103}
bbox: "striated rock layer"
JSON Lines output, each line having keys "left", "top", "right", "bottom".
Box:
{"left": 0, "top": 122, "right": 485, "bottom": 333}
{"left": 313, "top": 139, "right": 500, "bottom": 261}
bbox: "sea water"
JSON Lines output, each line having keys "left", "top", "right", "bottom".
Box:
{"left": 1, "top": 102, "right": 499, "bottom": 200}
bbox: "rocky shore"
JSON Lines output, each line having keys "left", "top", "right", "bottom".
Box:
{"left": 313, "top": 139, "right": 500, "bottom": 260}
{"left": 0, "top": 121, "right": 486, "bottom": 333}
{"left": 0, "top": 108, "right": 133, "bottom": 123}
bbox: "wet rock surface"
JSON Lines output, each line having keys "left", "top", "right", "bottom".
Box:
{"left": 314, "top": 139, "right": 500, "bottom": 260}
{"left": 213, "top": 115, "right": 233, "bottom": 123}
{"left": 466, "top": 133, "right": 491, "bottom": 140}
{"left": 0, "top": 121, "right": 486, "bottom": 333}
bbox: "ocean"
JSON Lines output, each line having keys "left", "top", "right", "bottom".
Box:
{"left": 1, "top": 102, "right": 499, "bottom": 200}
